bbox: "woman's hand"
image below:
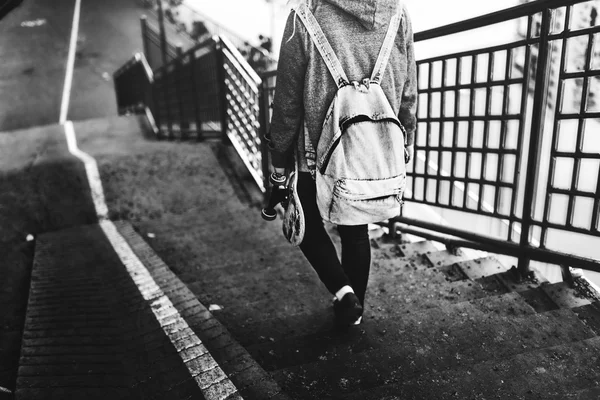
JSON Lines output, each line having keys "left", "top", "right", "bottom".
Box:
{"left": 270, "top": 167, "right": 288, "bottom": 186}
{"left": 406, "top": 145, "right": 414, "bottom": 163}
{"left": 273, "top": 167, "right": 287, "bottom": 176}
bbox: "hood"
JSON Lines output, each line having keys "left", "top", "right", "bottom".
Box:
{"left": 323, "top": 0, "right": 401, "bottom": 30}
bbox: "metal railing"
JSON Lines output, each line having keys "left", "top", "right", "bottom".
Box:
{"left": 398, "top": 0, "right": 600, "bottom": 275}
{"left": 114, "top": 53, "right": 154, "bottom": 116}
{"left": 152, "top": 38, "right": 224, "bottom": 140}
{"left": 114, "top": 0, "right": 600, "bottom": 278}
{"left": 221, "top": 36, "right": 266, "bottom": 191}
{"left": 115, "top": 22, "right": 268, "bottom": 188}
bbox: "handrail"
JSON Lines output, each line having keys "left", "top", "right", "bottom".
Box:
{"left": 135, "top": 53, "right": 154, "bottom": 83}
{"left": 389, "top": 216, "right": 600, "bottom": 273}
{"left": 415, "top": 0, "right": 585, "bottom": 41}
{"left": 114, "top": 53, "right": 153, "bottom": 82}
{"left": 219, "top": 35, "right": 262, "bottom": 87}
{"left": 408, "top": 0, "right": 600, "bottom": 277}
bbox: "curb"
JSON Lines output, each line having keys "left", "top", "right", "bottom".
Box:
{"left": 114, "top": 221, "right": 292, "bottom": 400}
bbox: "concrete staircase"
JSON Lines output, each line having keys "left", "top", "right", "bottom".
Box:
{"left": 150, "top": 207, "right": 600, "bottom": 399}
{"left": 3, "top": 115, "right": 600, "bottom": 399}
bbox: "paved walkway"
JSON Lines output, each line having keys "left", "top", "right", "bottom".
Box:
{"left": 0, "top": 0, "right": 145, "bottom": 132}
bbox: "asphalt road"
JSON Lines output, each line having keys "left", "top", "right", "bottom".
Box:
{"left": 0, "top": 0, "right": 144, "bottom": 132}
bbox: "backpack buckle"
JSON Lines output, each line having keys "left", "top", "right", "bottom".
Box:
{"left": 351, "top": 79, "right": 370, "bottom": 93}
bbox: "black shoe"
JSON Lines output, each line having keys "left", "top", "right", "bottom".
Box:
{"left": 333, "top": 292, "right": 363, "bottom": 327}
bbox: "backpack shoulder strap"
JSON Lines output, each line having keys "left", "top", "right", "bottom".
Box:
{"left": 371, "top": 13, "right": 402, "bottom": 83}
{"left": 294, "top": 3, "right": 349, "bottom": 88}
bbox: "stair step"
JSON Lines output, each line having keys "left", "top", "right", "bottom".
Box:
{"left": 518, "top": 287, "right": 562, "bottom": 313}
{"left": 226, "top": 307, "right": 336, "bottom": 348}
{"left": 137, "top": 206, "right": 266, "bottom": 235}
{"left": 367, "top": 255, "right": 507, "bottom": 319}
{"left": 572, "top": 302, "right": 600, "bottom": 335}
{"left": 255, "top": 292, "right": 538, "bottom": 371}
{"left": 184, "top": 260, "right": 321, "bottom": 302}
{"left": 541, "top": 281, "right": 592, "bottom": 309}
{"left": 395, "top": 240, "right": 439, "bottom": 258}
{"left": 202, "top": 281, "right": 332, "bottom": 329}
{"left": 343, "top": 336, "right": 600, "bottom": 400}
{"left": 453, "top": 256, "right": 510, "bottom": 280}
{"left": 545, "top": 386, "right": 600, "bottom": 400}
{"left": 211, "top": 253, "right": 506, "bottom": 349}
{"left": 270, "top": 298, "right": 596, "bottom": 399}
{"left": 429, "top": 257, "right": 587, "bottom": 314}
{"left": 425, "top": 248, "right": 476, "bottom": 268}
{"left": 368, "top": 233, "right": 412, "bottom": 260}
{"left": 177, "top": 245, "right": 308, "bottom": 281}
{"left": 142, "top": 222, "right": 290, "bottom": 272}
{"left": 166, "top": 226, "right": 282, "bottom": 256}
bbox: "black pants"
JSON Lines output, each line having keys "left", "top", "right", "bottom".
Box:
{"left": 297, "top": 172, "right": 371, "bottom": 305}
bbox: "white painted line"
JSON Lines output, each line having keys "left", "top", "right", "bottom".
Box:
{"left": 63, "top": 122, "right": 242, "bottom": 400}
{"left": 63, "top": 121, "right": 109, "bottom": 219}
{"left": 101, "top": 220, "right": 239, "bottom": 399}
{"left": 59, "top": 0, "right": 82, "bottom": 124}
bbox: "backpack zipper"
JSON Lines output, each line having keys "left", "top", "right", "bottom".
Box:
{"left": 320, "top": 118, "right": 405, "bottom": 175}
{"left": 320, "top": 136, "right": 343, "bottom": 174}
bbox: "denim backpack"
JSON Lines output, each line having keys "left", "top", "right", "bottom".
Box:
{"left": 295, "top": 4, "right": 408, "bottom": 225}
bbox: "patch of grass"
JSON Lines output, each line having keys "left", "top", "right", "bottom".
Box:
{"left": 98, "top": 145, "right": 239, "bottom": 223}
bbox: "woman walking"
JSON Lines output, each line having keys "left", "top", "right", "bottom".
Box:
{"left": 267, "top": 0, "right": 417, "bottom": 327}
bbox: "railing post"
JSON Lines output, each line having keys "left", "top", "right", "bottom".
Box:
{"left": 140, "top": 16, "right": 149, "bottom": 61}
{"left": 152, "top": 76, "right": 163, "bottom": 138}
{"left": 188, "top": 50, "right": 204, "bottom": 141}
{"left": 518, "top": 8, "right": 554, "bottom": 279}
{"left": 156, "top": 0, "right": 168, "bottom": 68}
{"left": 561, "top": 264, "right": 574, "bottom": 287}
{"left": 175, "top": 44, "right": 188, "bottom": 140}
{"left": 215, "top": 38, "right": 229, "bottom": 144}
{"left": 388, "top": 219, "right": 398, "bottom": 239}
{"left": 258, "top": 80, "right": 271, "bottom": 201}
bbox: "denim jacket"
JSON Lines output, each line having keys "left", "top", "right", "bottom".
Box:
{"left": 268, "top": 0, "right": 418, "bottom": 169}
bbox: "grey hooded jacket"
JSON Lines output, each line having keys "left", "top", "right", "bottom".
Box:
{"left": 268, "top": 0, "right": 418, "bottom": 169}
